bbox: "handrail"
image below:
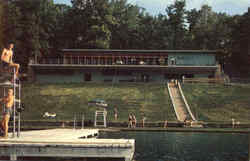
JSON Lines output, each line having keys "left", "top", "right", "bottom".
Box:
{"left": 178, "top": 81, "right": 196, "bottom": 121}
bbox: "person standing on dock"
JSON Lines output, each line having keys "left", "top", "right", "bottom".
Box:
{"left": 128, "top": 113, "right": 133, "bottom": 128}
{"left": 0, "top": 89, "right": 14, "bottom": 139}
{"left": 132, "top": 114, "right": 137, "bottom": 128}
{"left": 1, "top": 43, "right": 20, "bottom": 78}
{"left": 114, "top": 107, "right": 118, "bottom": 121}
{"left": 142, "top": 114, "right": 146, "bottom": 128}
{"left": 231, "top": 118, "right": 235, "bottom": 128}
{"left": 164, "top": 120, "right": 168, "bottom": 128}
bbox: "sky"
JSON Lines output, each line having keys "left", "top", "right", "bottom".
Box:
{"left": 54, "top": 0, "right": 250, "bottom": 16}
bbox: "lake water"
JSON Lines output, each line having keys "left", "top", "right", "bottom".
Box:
{"left": 3, "top": 131, "right": 248, "bottom": 161}
{"left": 99, "top": 131, "right": 248, "bottom": 161}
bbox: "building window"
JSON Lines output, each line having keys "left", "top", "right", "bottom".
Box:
{"left": 84, "top": 73, "right": 92, "bottom": 81}
{"left": 170, "top": 58, "right": 176, "bottom": 65}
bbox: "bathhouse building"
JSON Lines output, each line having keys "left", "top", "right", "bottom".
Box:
{"left": 28, "top": 49, "right": 220, "bottom": 83}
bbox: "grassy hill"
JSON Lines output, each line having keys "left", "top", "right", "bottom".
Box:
{"left": 20, "top": 82, "right": 250, "bottom": 123}
{"left": 182, "top": 83, "right": 250, "bottom": 122}
{"left": 21, "top": 83, "right": 176, "bottom": 122}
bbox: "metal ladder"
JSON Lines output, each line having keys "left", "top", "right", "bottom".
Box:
{"left": 94, "top": 110, "right": 107, "bottom": 128}
{"left": 0, "top": 68, "right": 21, "bottom": 138}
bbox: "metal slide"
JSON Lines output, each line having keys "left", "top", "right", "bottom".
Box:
{"left": 168, "top": 81, "right": 195, "bottom": 122}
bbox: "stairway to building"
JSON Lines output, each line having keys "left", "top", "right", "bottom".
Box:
{"left": 168, "top": 81, "right": 189, "bottom": 122}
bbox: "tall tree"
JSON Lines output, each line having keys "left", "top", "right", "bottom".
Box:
{"left": 165, "top": 0, "right": 187, "bottom": 49}
{"left": 230, "top": 8, "right": 250, "bottom": 76}
{"left": 109, "top": 0, "right": 141, "bottom": 49}
{"left": 69, "top": 0, "right": 112, "bottom": 49}
{"left": 5, "top": 0, "right": 58, "bottom": 71}
{"left": 0, "top": 0, "right": 5, "bottom": 49}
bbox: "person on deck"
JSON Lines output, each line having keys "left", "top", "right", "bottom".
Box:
{"left": 114, "top": 107, "right": 118, "bottom": 121}
{"left": 1, "top": 43, "right": 20, "bottom": 78}
{"left": 132, "top": 114, "right": 137, "bottom": 128}
{"left": 0, "top": 89, "right": 14, "bottom": 139}
{"left": 128, "top": 113, "right": 133, "bottom": 128}
{"left": 164, "top": 120, "right": 168, "bottom": 128}
{"left": 142, "top": 114, "right": 146, "bottom": 128}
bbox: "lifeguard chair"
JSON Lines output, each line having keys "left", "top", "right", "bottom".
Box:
{"left": 88, "top": 99, "right": 108, "bottom": 128}
{"left": 94, "top": 109, "right": 107, "bottom": 128}
{"left": 0, "top": 63, "right": 22, "bottom": 138}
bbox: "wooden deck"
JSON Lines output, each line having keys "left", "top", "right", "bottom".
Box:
{"left": 0, "top": 129, "right": 135, "bottom": 161}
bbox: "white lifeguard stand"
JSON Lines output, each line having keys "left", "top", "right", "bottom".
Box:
{"left": 0, "top": 67, "right": 21, "bottom": 138}
{"left": 94, "top": 109, "right": 107, "bottom": 128}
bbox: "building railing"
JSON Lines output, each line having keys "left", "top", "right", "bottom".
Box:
{"left": 29, "top": 56, "right": 169, "bottom": 66}
{"left": 29, "top": 56, "right": 218, "bottom": 67}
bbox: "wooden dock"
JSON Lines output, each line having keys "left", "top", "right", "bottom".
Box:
{"left": 0, "top": 129, "right": 135, "bottom": 161}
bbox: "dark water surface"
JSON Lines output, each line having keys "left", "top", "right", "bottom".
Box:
{"left": 99, "top": 131, "right": 248, "bottom": 161}
{"left": 5, "top": 131, "right": 248, "bottom": 161}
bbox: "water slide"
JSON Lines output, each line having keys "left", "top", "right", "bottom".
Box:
{"left": 167, "top": 80, "right": 196, "bottom": 122}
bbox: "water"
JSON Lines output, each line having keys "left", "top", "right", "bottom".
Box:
{"left": 99, "top": 131, "right": 248, "bottom": 161}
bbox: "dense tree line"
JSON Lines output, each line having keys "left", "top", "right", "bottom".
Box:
{"left": 0, "top": 0, "right": 249, "bottom": 76}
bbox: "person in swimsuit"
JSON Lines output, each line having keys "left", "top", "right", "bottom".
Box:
{"left": 132, "top": 114, "right": 137, "bottom": 128}
{"left": 128, "top": 113, "right": 133, "bottom": 128}
{"left": 0, "top": 89, "right": 14, "bottom": 138}
{"left": 142, "top": 114, "right": 146, "bottom": 128}
{"left": 114, "top": 107, "right": 118, "bottom": 121}
{"left": 1, "top": 43, "right": 20, "bottom": 78}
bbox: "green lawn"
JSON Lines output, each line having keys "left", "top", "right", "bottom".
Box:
{"left": 21, "top": 83, "right": 176, "bottom": 122}
{"left": 21, "top": 82, "right": 250, "bottom": 123}
{"left": 182, "top": 83, "right": 250, "bottom": 122}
